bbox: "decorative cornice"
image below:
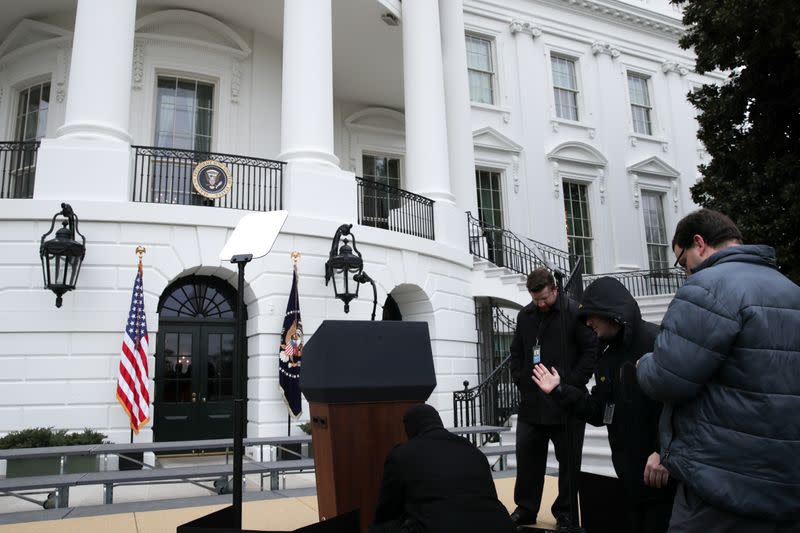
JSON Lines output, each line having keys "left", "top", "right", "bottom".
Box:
{"left": 230, "top": 57, "right": 241, "bottom": 104}
{"left": 509, "top": 19, "right": 542, "bottom": 38}
{"left": 591, "top": 41, "right": 620, "bottom": 58}
{"left": 552, "top": 161, "right": 561, "bottom": 198}
{"left": 131, "top": 40, "right": 145, "bottom": 90}
{"left": 629, "top": 171, "right": 641, "bottom": 208}
{"left": 661, "top": 60, "right": 688, "bottom": 76}
{"left": 55, "top": 45, "right": 68, "bottom": 103}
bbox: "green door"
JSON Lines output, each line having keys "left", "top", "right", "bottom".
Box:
{"left": 154, "top": 276, "right": 243, "bottom": 443}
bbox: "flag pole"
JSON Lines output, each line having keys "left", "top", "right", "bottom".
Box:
{"left": 132, "top": 245, "right": 146, "bottom": 445}
{"left": 288, "top": 251, "right": 300, "bottom": 438}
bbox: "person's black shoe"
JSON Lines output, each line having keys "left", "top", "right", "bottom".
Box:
{"left": 556, "top": 513, "right": 573, "bottom": 532}
{"left": 510, "top": 508, "right": 537, "bottom": 527}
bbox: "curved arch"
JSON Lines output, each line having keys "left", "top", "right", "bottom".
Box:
{"left": 547, "top": 141, "right": 608, "bottom": 167}
{"left": 387, "top": 283, "right": 435, "bottom": 334}
{"left": 135, "top": 9, "right": 251, "bottom": 57}
{"left": 157, "top": 275, "right": 240, "bottom": 320}
{"left": 344, "top": 107, "right": 406, "bottom": 133}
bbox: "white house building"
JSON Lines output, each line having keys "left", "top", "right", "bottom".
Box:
{"left": 0, "top": 0, "right": 721, "bottom": 449}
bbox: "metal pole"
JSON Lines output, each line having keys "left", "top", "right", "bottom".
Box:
{"left": 231, "top": 254, "right": 252, "bottom": 529}
{"left": 554, "top": 269, "right": 583, "bottom": 532}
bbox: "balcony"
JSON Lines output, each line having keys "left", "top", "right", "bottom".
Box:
{"left": 131, "top": 146, "right": 285, "bottom": 211}
{"left": 0, "top": 141, "right": 40, "bottom": 199}
{"left": 356, "top": 176, "right": 435, "bottom": 240}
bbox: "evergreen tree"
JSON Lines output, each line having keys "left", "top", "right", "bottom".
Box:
{"left": 675, "top": 0, "right": 800, "bottom": 282}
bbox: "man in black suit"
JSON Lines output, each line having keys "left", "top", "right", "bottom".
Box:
{"left": 369, "top": 404, "right": 515, "bottom": 533}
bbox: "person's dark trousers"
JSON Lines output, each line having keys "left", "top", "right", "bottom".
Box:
{"left": 514, "top": 418, "right": 585, "bottom": 520}
{"left": 628, "top": 499, "right": 674, "bottom": 533}
{"left": 668, "top": 483, "right": 800, "bottom": 533}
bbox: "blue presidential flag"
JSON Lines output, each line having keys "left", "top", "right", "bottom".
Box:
{"left": 278, "top": 266, "right": 303, "bottom": 418}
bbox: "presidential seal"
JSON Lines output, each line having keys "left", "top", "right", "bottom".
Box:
{"left": 192, "top": 160, "right": 232, "bottom": 199}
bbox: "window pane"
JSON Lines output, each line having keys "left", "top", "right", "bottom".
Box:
{"left": 642, "top": 191, "right": 669, "bottom": 270}
{"left": 197, "top": 82, "right": 213, "bottom": 109}
{"left": 563, "top": 182, "right": 593, "bottom": 274}
{"left": 466, "top": 35, "right": 494, "bottom": 105}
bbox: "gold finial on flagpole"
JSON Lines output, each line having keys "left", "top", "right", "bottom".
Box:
{"left": 136, "top": 246, "right": 146, "bottom": 273}
{"left": 291, "top": 251, "right": 300, "bottom": 265}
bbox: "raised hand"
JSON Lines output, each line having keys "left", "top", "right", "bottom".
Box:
{"left": 532, "top": 364, "right": 561, "bottom": 394}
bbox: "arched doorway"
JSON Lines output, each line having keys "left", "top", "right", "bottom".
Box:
{"left": 153, "top": 275, "right": 246, "bottom": 442}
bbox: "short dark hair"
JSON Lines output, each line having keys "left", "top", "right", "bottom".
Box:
{"left": 527, "top": 268, "right": 555, "bottom": 292}
{"left": 672, "top": 208, "right": 743, "bottom": 250}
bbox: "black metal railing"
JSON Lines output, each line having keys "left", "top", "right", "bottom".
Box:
{"left": 582, "top": 267, "right": 686, "bottom": 297}
{"left": 0, "top": 141, "right": 40, "bottom": 199}
{"left": 131, "top": 146, "right": 284, "bottom": 211}
{"left": 356, "top": 177, "right": 435, "bottom": 240}
{"left": 453, "top": 259, "right": 584, "bottom": 432}
{"left": 467, "top": 212, "right": 573, "bottom": 275}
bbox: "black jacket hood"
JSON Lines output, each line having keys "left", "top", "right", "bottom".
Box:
{"left": 404, "top": 404, "right": 445, "bottom": 439}
{"left": 578, "top": 277, "right": 642, "bottom": 344}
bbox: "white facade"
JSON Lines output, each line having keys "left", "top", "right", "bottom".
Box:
{"left": 0, "top": 0, "right": 720, "bottom": 444}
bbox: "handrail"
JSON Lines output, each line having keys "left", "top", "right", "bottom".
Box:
{"left": 467, "top": 212, "right": 573, "bottom": 275}
{"left": 582, "top": 267, "right": 685, "bottom": 297}
{"left": 131, "top": 145, "right": 284, "bottom": 211}
{"left": 356, "top": 176, "right": 435, "bottom": 240}
{"left": 0, "top": 141, "right": 40, "bottom": 199}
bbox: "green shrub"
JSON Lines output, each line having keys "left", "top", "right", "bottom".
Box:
{"left": 0, "top": 427, "right": 107, "bottom": 449}
{"left": 297, "top": 422, "right": 312, "bottom": 435}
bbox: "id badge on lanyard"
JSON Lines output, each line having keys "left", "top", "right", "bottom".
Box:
{"left": 532, "top": 344, "right": 541, "bottom": 365}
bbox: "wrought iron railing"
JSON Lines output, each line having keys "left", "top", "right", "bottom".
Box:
{"left": 467, "top": 212, "right": 573, "bottom": 275}
{"left": 356, "top": 176, "right": 435, "bottom": 240}
{"left": 131, "top": 146, "right": 284, "bottom": 211}
{"left": 454, "top": 259, "right": 584, "bottom": 432}
{"left": 0, "top": 141, "right": 40, "bottom": 199}
{"left": 582, "top": 267, "right": 686, "bottom": 297}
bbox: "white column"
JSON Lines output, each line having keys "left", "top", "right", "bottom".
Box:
{"left": 35, "top": 0, "right": 137, "bottom": 201}
{"left": 402, "top": 0, "right": 453, "bottom": 205}
{"left": 278, "top": 0, "right": 356, "bottom": 220}
{"left": 593, "top": 42, "right": 638, "bottom": 270}
{"left": 662, "top": 62, "right": 697, "bottom": 217}
{"left": 438, "top": 0, "right": 477, "bottom": 216}
{"left": 279, "top": 0, "right": 338, "bottom": 166}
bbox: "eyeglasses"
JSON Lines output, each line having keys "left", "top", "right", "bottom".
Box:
{"left": 673, "top": 246, "right": 688, "bottom": 272}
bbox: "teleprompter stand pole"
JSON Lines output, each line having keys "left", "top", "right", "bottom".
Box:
{"left": 231, "top": 254, "right": 252, "bottom": 530}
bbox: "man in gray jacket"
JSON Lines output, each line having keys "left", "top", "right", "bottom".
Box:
{"left": 637, "top": 209, "right": 800, "bottom": 532}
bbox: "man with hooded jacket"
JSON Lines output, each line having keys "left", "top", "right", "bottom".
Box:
{"left": 532, "top": 276, "right": 676, "bottom": 533}
{"left": 369, "top": 404, "right": 515, "bottom": 533}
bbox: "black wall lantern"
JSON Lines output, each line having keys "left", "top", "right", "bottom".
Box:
{"left": 40, "top": 203, "right": 86, "bottom": 308}
{"left": 324, "top": 224, "right": 377, "bottom": 319}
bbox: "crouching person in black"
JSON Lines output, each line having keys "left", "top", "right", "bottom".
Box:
{"left": 532, "top": 277, "right": 676, "bottom": 533}
{"left": 368, "top": 404, "right": 515, "bottom": 533}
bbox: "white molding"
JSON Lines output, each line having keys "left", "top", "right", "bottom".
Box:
{"left": 135, "top": 10, "right": 252, "bottom": 59}
{"left": 627, "top": 155, "right": 680, "bottom": 178}
{"left": 661, "top": 61, "right": 689, "bottom": 76}
{"left": 55, "top": 45, "right": 68, "bottom": 103}
{"left": 509, "top": 20, "right": 543, "bottom": 38}
{"left": 132, "top": 40, "right": 145, "bottom": 90}
{"left": 547, "top": 141, "right": 608, "bottom": 167}
{"left": 0, "top": 19, "right": 72, "bottom": 62}
{"left": 591, "top": 41, "right": 620, "bottom": 58}
{"left": 230, "top": 57, "right": 241, "bottom": 104}
{"left": 472, "top": 126, "right": 523, "bottom": 153}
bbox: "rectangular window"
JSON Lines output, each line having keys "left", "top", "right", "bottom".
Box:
{"left": 466, "top": 35, "right": 495, "bottom": 105}
{"left": 151, "top": 76, "right": 215, "bottom": 205}
{"left": 551, "top": 55, "right": 579, "bottom": 121}
{"left": 9, "top": 81, "right": 49, "bottom": 198}
{"left": 628, "top": 72, "right": 653, "bottom": 135}
{"left": 642, "top": 191, "right": 670, "bottom": 271}
{"left": 15, "top": 81, "right": 50, "bottom": 142}
{"left": 476, "top": 169, "right": 505, "bottom": 266}
{"left": 563, "top": 181, "right": 593, "bottom": 274}
{"left": 361, "top": 154, "right": 402, "bottom": 229}
{"left": 154, "top": 76, "right": 214, "bottom": 152}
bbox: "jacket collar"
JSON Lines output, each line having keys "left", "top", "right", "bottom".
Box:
{"left": 692, "top": 244, "right": 777, "bottom": 274}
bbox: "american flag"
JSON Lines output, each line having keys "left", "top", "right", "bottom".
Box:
{"left": 116, "top": 267, "right": 151, "bottom": 434}
{"left": 278, "top": 266, "right": 303, "bottom": 418}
